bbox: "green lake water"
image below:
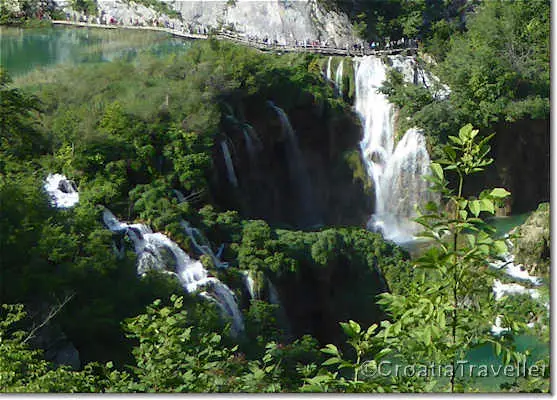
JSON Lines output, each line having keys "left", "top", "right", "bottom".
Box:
{"left": 0, "top": 25, "right": 191, "bottom": 76}
{"left": 488, "top": 213, "right": 532, "bottom": 238}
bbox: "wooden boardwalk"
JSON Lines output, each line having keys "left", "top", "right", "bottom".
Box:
{"left": 51, "top": 20, "right": 417, "bottom": 57}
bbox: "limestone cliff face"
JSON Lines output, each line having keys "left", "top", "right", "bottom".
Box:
{"left": 61, "top": 0, "right": 357, "bottom": 46}
{"left": 170, "top": 0, "right": 356, "bottom": 46}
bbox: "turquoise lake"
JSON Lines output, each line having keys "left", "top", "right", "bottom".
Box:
{"left": 0, "top": 25, "right": 191, "bottom": 76}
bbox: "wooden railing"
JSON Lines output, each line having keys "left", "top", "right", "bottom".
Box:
{"left": 51, "top": 20, "right": 418, "bottom": 57}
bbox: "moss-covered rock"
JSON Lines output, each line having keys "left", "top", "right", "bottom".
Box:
{"left": 512, "top": 202, "right": 550, "bottom": 277}
{"left": 236, "top": 221, "right": 410, "bottom": 344}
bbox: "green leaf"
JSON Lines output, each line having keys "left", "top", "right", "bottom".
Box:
{"left": 469, "top": 200, "right": 481, "bottom": 217}
{"left": 430, "top": 163, "right": 444, "bottom": 181}
{"left": 493, "top": 240, "right": 507, "bottom": 255}
{"left": 479, "top": 198, "right": 495, "bottom": 214}
{"left": 490, "top": 188, "right": 511, "bottom": 199}
{"left": 424, "top": 327, "right": 431, "bottom": 345}
{"left": 459, "top": 123, "right": 473, "bottom": 141}
{"left": 322, "top": 357, "right": 342, "bottom": 366}
{"left": 321, "top": 344, "right": 340, "bottom": 356}
{"left": 494, "top": 342, "right": 502, "bottom": 356}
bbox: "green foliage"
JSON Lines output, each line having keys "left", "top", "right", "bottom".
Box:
{"left": 377, "top": 126, "right": 527, "bottom": 392}
{"left": 122, "top": 0, "right": 181, "bottom": 19}
{"left": 302, "top": 126, "right": 547, "bottom": 393}
{"left": 0, "top": 67, "right": 44, "bottom": 159}
{"left": 70, "top": 0, "right": 97, "bottom": 15}
{"left": 380, "top": 0, "right": 549, "bottom": 162}
{"left": 440, "top": 0, "right": 549, "bottom": 126}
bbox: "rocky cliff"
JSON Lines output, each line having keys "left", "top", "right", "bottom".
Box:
{"left": 211, "top": 92, "right": 371, "bottom": 229}
{"left": 59, "top": 0, "right": 358, "bottom": 46}
{"left": 512, "top": 202, "right": 550, "bottom": 278}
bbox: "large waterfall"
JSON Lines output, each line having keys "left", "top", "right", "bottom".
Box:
{"left": 268, "top": 102, "right": 321, "bottom": 227}
{"left": 354, "top": 56, "right": 433, "bottom": 243}
{"left": 103, "top": 209, "right": 244, "bottom": 335}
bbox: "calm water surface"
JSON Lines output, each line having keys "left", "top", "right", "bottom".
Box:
{"left": 1, "top": 25, "right": 191, "bottom": 76}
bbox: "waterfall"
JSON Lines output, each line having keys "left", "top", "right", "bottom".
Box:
{"left": 172, "top": 189, "right": 229, "bottom": 269}
{"left": 180, "top": 220, "right": 229, "bottom": 269}
{"left": 267, "top": 278, "right": 281, "bottom": 306}
{"left": 326, "top": 56, "right": 332, "bottom": 81}
{"left": 268, "top": 101, "right": 321, "bottom": 227}
{"left": 334, "top": 59, "right": 344, "bottom": 95}
{"left": 102, "top": 209, "right": 244, "bottom": 335}
{"left": 44, "top": 173, "right": 79, "bottom": 208}
{"left": 242, "top": 123, "right": 262, "bottom": 164}
{"left": 242, "top": 270, "right": 257, "bottom": 300}
{"left": 355, "top": 56, "right": 433, "bottom": 244}
{"left": 220, "top": 140, "right": 239, "bottom": 188}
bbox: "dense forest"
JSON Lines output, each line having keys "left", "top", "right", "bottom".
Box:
{"left": 0, "top": 0, "right": 550, "bottom": 393}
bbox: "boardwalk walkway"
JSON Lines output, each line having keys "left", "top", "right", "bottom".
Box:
{"left": 52, "top": 20, "right": 418, "bottom": 57}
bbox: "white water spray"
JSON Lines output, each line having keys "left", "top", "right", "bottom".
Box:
{"left": 44, "top": 174, "right": 79, "bottom": 208}
{"left": 334, "top": 59, "right": 344, "bottom": 95}
{"left": 242, "top": 123, "right": 262, "bottom": 164}
{"left": 354, "top": 56, "right": 434, "bottom": 243}
{"left": 268, "top": 101, "right": 321, "bottom": 227}
{"left": 102, "top": 209, "right": 244, "bottom": 335}
{"left": 220, "top": 140, "right": 239, "bottom": 188}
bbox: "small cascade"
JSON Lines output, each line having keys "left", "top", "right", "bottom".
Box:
{"left": 242, "top": 123, "right": 262, "bottom": 164}
{"left": 220, "top": 140, "right": 239, "bottom": 188}
{"left": 267, "top": 101, "right": 321, "bottom": 227}
{"left": 326, "top": 56, "right": 332, "bottom": 81}
{"left": 242, "top": 270, "right": 257, "bottom": 300}
{"left": 334, "top": 59, "right": 344, "bottom": 95}
{"left": 44, "top": 173, "right": 79, "bottom": 208}
{"left": 180, "top": 220, "right": 229, "bottom": 269}
{"left": 172, "top": 190, "right": 229, "bottom": 269}
{"left": 491, "top": 315, "right": 509, "bottom": 336}
{"left": 489, "top": 236, "right": 542, "bottom": 285}
{"left": 267, "top": 278, "right": 281, "bottom": 306}
{"left": 355, "top": 56, "right": 434, "bottom": 243}
{"left": 102, "top": 209, "right": 244, "bottom": 335}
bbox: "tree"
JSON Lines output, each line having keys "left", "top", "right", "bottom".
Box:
{"left": 377, "top": 124, "right": 525, "bottom": 392}
{"left": 306, "top": 125, "right": 531, "bottom": 392}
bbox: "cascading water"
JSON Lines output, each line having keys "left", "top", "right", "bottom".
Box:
{"left": 326, "top": 56, "right": 332, "bottom": 81}
{"left": 242, "top": 123, "right": 262, "bottom": 164}
{"left": 220, "top": 140, "right": 239, "bottom": 188}
{"left": 242, "top": 270, "right": 257, "bottom": 300}
{"left": 371, "top": 128, "right": 434, "bottom": 242}
{"left": 355, "top": 56, "right": 434, "bottom": 244}
{"left": 334, "top": 59, "right": 344, "bottom": 96}
{"left": 102, "top": 209, "right": 244, "bottom": 335}
{"left": 180, "top": 220, "right": 229, "bottom": 269}
{"left": 44, "top": 173, "right": 79, "bottom": 208}
{"left": 268, "top": 101, "right": 321, "bottom": 227}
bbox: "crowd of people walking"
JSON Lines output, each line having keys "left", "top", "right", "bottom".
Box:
{"left": 63, "top": 11, "right": 417, "bottom": 55}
